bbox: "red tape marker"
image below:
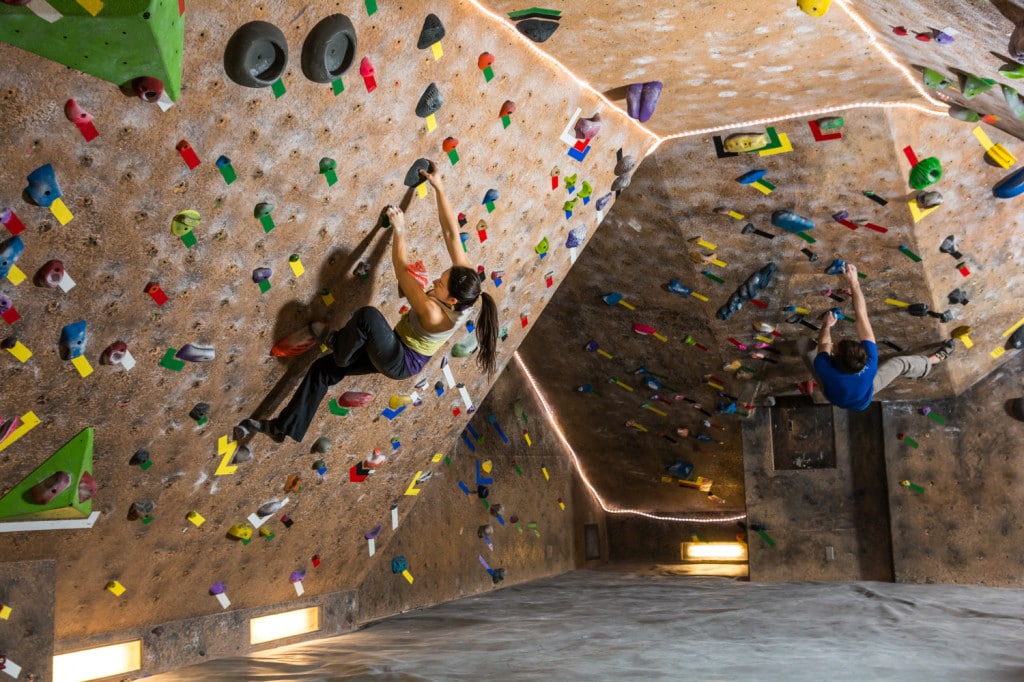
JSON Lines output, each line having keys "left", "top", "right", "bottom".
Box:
{"left": 902, "top": 145, "right": 919, "bottom": 166}
{"left": 176, "top": 140, "right": 200, "bottom": 169}
{"left": 2, "top": 306, "right": 20, "bottom": 324}
{"left": 146, "top": 281, "right": 169, "bottom": 306}
{"left": 864, "top": 223, "right": 889, "bottom": 233}
{"left": 808, "top": 120, "right": 842, "bottom": 142}
{"left": 360, "top": 57, "right": 377, "bottom": 93}
{"left": 1, "top": 209, "right": 25, "bottom": 236}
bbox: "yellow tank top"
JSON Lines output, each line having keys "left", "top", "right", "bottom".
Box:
{"left": 395, "top": 300, "right": 474, "bottom": 357}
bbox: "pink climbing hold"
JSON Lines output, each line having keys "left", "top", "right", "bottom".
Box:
{"left": 30, "top": 471, "right": 70, "bottom": 504}
{"left": 339, "top": 391, "right": 374, "bottom": 407}
{"left": 631, "top": 323, "right": 657, "bottom": 336}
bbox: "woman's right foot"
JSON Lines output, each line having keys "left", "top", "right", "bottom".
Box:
{"left": 234, "top": 418, "right": 285, "bottom": 443}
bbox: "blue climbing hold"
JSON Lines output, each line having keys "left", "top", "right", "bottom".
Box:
{"left": 771, "top": 209, "right": 814, "bottom": 232}
{"left": 59, "top": 320, "right": 88, "bottom": 361}
{"left": 25, "top": 164, "right": 62, "bottom": 207}
{"left": 0, "top": 236, "right": 25, "bottom": 279}
{"left": 993, "top": 166, "right": 1024, "bottom": 198}
{"left": 825, "top": 259, "right": 846, "bottom": 275}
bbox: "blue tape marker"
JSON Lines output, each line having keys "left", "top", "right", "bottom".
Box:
{"left": 461, "top": 433, "right": 476, "bottom": 452}
{"left": 487, "top": 414, "right": 509, "bottom": 443}
{"left": 495, "top": 513, "right": 505, "bottom": 526}
{"left": 458, "top": 480, "right": 471, "bottom": 495}
{"left": 382, "top": 405, "right": 406, "bottom": 420}
{"left": 466, "top": 423, "right": 481, "bottom": 442}
{"left": 567, "top": 145, "right": 590, "bottom": 162}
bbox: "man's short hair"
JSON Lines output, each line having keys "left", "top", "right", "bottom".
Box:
{"left": 834, "top": 339, "right": 868, "bottom": 374}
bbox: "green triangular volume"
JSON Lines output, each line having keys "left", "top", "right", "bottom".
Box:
{"left": 0, "top": 427, "right": 94, "bottom": 522}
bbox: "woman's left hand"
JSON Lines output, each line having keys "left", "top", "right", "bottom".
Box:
{"left": 387, "top": 205, "right": 406, "bottom": 232}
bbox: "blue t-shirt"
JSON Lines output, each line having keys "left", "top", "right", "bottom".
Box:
{"left": 813, "top": 340, "right": 878, "bottom": 411}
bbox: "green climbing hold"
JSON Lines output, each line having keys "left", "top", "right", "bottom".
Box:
{"left": 999, "top": 62, "right": 1024, "bottom": 79}
{"left": 909, "top": 157, "right": 942, "bottom": 190}
{"left": 948, "top": 105, "right": 980, "bottom": 122}
{"left": 961, "top": 73, "right": 996, "bottom": 99}
{"left": 922, "top": 67, "right": 952, "bottom": 90}
{"left": 0, "top": 427, "right": 94, "bottom": 522}
{"left": 1003, "top": 85, "right": 1024, "bottom": 119}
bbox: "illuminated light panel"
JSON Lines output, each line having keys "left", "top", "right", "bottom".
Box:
{"left": 683, "top": 541, "right": 748, "bottom": 561}
{"left": 53, "top": 641, "right": 141, "bottom": 682}
{"left": 514, "top": 353, "right": 745, "bottom": 524}
{"left": 250, "top": 606, "right": 320, "bottom": 645}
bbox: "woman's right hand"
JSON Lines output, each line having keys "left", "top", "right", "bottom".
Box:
{"left": 387, "top": 205, "right": 406, "bottom": 231}
{"left": 419, "top": 161, "right": 442, "bottom": 189}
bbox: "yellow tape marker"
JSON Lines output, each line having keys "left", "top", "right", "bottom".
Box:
{"left": 613, "top": 379, "right": 634, "bottom": 391}
{"left": 696, "top": 239, "right": 716, "bottom": 250}
{"left": 991, "top": 346, "right": 1006, "bottom": 359}
{"left": 542, "top": 466, "right": 549, "bottom": 481}
{"left": 907, "top": 199, "right": 939, "bottom": 223}
{"left": 727, "top": 210, "right": 744, "bottom": 220}
{"left": 752, "top": 182, "right": 773, "bottom": 195}
{"left": 794, "top": 306, "right": 810, "bottom": 314}
{"left": 653, "top": 332, "right": 668, "bottom": 342}
{"left": 988, "top": 143, "right": 1016, "bottom": 169}
{"left": 760, "top": 133, "right": 793, "bottom": 156}
{"left": 187, "top": 510, "right": 206, "bottom": 527}
{"left": 402, "top": 569, "right": 414, "bottom": 584}
{"left": 426, "top": 113, "right": 437, "bottom": 132}
{"left": 691, "top": 292, "right": 709, "bottom": 302}
{"left": 76, "top": 0, "right": 103, "bottom": 14}
{"left": 431, "top": 42, "right": 443, "bottom": 60}
{"left": 0, "top": 411, "right": 40, "bottom": 453}
{"left": 957, "top": 334, "right": 974, "bottom": 349}
{"left": 617, "top": 300, "right": 635, "bottom": 310}
{"left": 6, "top": 341, "right": 32, "bottom": 363}
{"left": 50, "top": 198, "right": 73, "bottom": 225}
{"left": 417, "top": 182, "right": 428, "bottom": 198}
{"left": 214, "top": 435, "right": 238, "bottom": 476}
{"left": 707, "top": 381, "right": 724, "bottom": 390}
{"left": 0, "top": 605, "right": 11, "bottom": 620}
{"left": 1002, "top": 317, "right": 1024, "bottom": 338}
{"left": 289, "top": 257, "right": 305, "bottom": 277}
{"left": 596, "top": 349, "right": 613, "bottom": 359}
{"left": 70, "top": 355, "right": 93, "bottom": 377}
{"left": 661, "top": 475, "right": 673, "bottom": 484}
{"left": 105, "top": 580, "right": 126, "bottom": 596}
{"left": 7, "top": 264, "right": 25, "bottom": 286}
{"left": 431, "top": 452, "right": 444, "bottom": 463}
{"left": 405, "top": 471, "right": 423, "bottom": 495}
{"left": 321, "top": 291, "right": 335, "bottom": 306}
{"left": 885, "top": 298, "right": 909, "bottom": 308}
{"left": 645, "top": 405, "right": 667, "bottom": 417}
{"left": 557, "top": 499, "right": 565, "bottom": 510}
{"left": 756, "top": 335, "right": 773, "bottom": 344}
{"left": 524, "top": 432, "right": 532, "bottom": 446}
{"left": 973, "top": 126, "right": 994, "bottom": 150}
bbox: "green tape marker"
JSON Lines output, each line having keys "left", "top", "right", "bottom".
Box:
{"left": 365, "top": 0, "right": 377, "bottom": 15}
{"left": 899, "top": 245, "right": 922, "bottom": 262}
{"left": 483, "top": 66, "right": 494, "bottom": 82}
{"left": 501, "top": 115, "right": 511, "bottom": 129}
{"left": 329, "top": 399, "right": 349, "bottom": 416}
{"left": 900, "top": 479, "right": 925, "bottom": 494}
{"left": 180, "top": 231, "right": 197, "bottom": 248}
{"left": 756, "top": 529, "right": 776, "bottom": 546}
{"left": 271, "top": 78, "right": 286, "bottom": 99}
{"left": 323, "top": 170, "right": 338, "bottom": 186}
{"left": 927, "top": 412, "right": 946, "bottom": 425}
{"left": 258, "top": 279, "right": 271, "bottom": 294}
{"left": 795, "top": 231, "right": 816, "bottom": 244}
{"left": 485, "top": 201, "right": 495, "bottom": 213}
{"left": 332, "top": 78, "right": 344, "bottom": 95}
{"left": 702, "top": 271, "right": 724, "bottom": 284}
{"left": 160, "top": 348, "right": 185, "bottom": 371}
{"left": 260, "top": 214, "right": 275, "bottom": 233}
{"left": 139, "top": 460, "right": 153, "bottom": 471}
{"left": 447, "top": 149, "right": 459, "bottom": 165}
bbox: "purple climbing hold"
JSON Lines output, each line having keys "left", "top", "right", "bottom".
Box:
{"left": 566, "top": 225, "right": 586, "bottom": 248}
{"left": 175, "top": 343, "right": 215, "bottom": 362}
{"left": 595, "top": 193, "right": 613, "bottom": 211}
{"left": 289, "top": 569, "right": 307, "bottom": 583}
{"left": 209, "top": 581, "right": 226, "bottom": 595}
{"left": 626, "top": 83, "right": 643, "bottom": 120}
{"left": 252, "top": 267, "right": 272, "bottom": 283}
{"left": 365, "top": 524, "right": 383, "bottom": 540}
{"left": 638, "top": 81, "right": 663, "bottom": 123}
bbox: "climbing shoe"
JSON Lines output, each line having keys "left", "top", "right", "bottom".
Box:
{"left": 934, "top": 340, "right": 956, "bottom": 362}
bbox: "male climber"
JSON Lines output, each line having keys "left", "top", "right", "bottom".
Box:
{"left": 813, "top": 262, "right": 955, "bottom": 411}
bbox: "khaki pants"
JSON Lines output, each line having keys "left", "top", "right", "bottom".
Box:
{"left": 872, "top": 354, "right": 931, "bottom": 393}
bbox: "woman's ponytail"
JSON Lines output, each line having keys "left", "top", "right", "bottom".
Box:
{"left": 475, "top": 292, "right": 498, "bottom": 376}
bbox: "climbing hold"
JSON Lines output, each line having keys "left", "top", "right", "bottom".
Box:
{"left": 907, "top": 303, "right": 930, "bottom": 317}
{"left": 825, "top": 259, "right": 845, "bottom": 275}
{"left": 101, "top": 341, "right": 128, "bottom": 366}
{"left": 339, "top": 391, "right": 373, "bottom": 407}
{"left": 948, "top": 289, "right": 968, "bottom": 306}
{"left": 417, "top": 13, "right": 446, "bottom": 48}
{"left": 59, "top": 321, "right": 87, "bottom": 361}
{"left": 1004, "top": 85, "right": 1024, "bottom": 120}
{"left": 595, "top": 193, "right": 613, "bottom": 211}
{"left": 254, "top": 202, "right": 273, "bottom": 219}
{"left": 442, "top": 137, "right": 458, "bottom": 153}
{"left": 33, "top": 259, "right": 64, "bottom": 288}
{"left": 132, "top": 76, "right": 164, "bottom": 103}
{"left": 130, "top": 449, "right": 149, "bottom": 466}
{"left": 626, "top": 81, "right": 662, "bottom": 123}
{"left": 257, "top": 499, "right": 283, "bottom": 517}
{"left": 742, "top": 223, "right": 774, "bottom": 239}
{"left": 948, "top": 104, "right": 981, "bottom": 122}
{"left": 64, "top": 99, "right": 98, "bottom": 141}
{"left": 1010, "top": 20, "right": 1024, "bottom": 61}
{"left": 797, "top": 0, "right": 830, "bottom": 16}
{"left": 499, "top": 100, "right": 516, "bottom": 118}
{"left": 1008, "top": 326, "right": 1024, "bottom": 350}
{"left": 921, "top": 68, "right": 952, "bottom": 90}
{"left": 723, "top": 132, "right": 769, "bottom": 153}
{"left": 416, "top": 83, "right": 444, "bottom": 118}
{"left": 312, "top": 437, "right": 331, "bottom": 454}
{"left": 917, "top": 191, "right": 943, "bottom": 208}
{"left": 404, "top": 158, "right": 432, "bottom": 187}
{"left": 517, "top": 18, "right": 559, "bottom": 43}
{"left": 909, "top": 157, "right": 942, "bottom": 190}
{"left": 232, "top": 446, "right": 252, "bottom": 464}
{"left": 31, "top": 471, "right": 70, "bottom": 504}
{"left": 939, "top": 236, "right": 963, "bottom": 259}
{"left": 171, "top": 210, "right": 200, "bottom": 237}
{"left": 478, "top": 53, "right": 494, "bottom": 69}
{"left": 130, "top": 499, "right": 155, "bottom": 519}
{"left": 574, "top": 112, "right": 601, "bottom": 141}
{"left": 961, "top": 73, "right": 996, "bottom": 99}
{"left": 365, "top": 524, "right": 383, "bottom": 540}
{"left": 993, "top": 165, "right": 1024, "bottom": 198}
{"left": 0, "top": 236, "right": 24, "bottom": 281}
{"left": 359, "top": 56, "right": 376, "bottom": 92}
{"left": 614, "top": 155, "right": 635, "bottom": 176}
{"left": 301, "top": 14, "right": 357, "bottom": 83}
{"left": 770, "top": 209, "right": 814, "bottom": 233}
{"left": 611, "top": 174, "right": 631, "bottom": 192}
{"left": 223, "top": 21, "right": 288, "bottom": 88}
{"left": 227, "top": 524, "right": 252, "bottom": 540}
{"left": 175, "top": 343, "right": 215, "bottom": 362}
{"left": 391, "top": 556, "right": 408, "bottom": 573}
{"left": 188, "top": 403, "right": 209, "bottom": 421}
{"left": 566, "top": 225, "right": 586, "bottom": 248}
{"left": 24, "top": 164, "right": 62, "bottom": 207}
{"left": 452, "top": 334, "right": 478, "bottom": 357}
{"left": 483, "top": 188, "right": 499, "bottom": 205}
{"left": 252, "top": 267, "right": 272, "bottom": 283}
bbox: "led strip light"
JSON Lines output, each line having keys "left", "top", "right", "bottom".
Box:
{"left": 514, "top": 352, "right": 746, "bottom": 524}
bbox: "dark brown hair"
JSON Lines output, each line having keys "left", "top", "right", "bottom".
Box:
{"left": 448, "top": 265, "right": 499, "bottom": 376}
{"left": 834, "top": 339, "right": 867, "bottom": 374}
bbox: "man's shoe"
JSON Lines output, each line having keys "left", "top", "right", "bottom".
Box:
{"left": 934, "top": 340, "right": 956, "bottom": 362}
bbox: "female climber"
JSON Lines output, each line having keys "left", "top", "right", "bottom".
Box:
{"left": 235, "top": 164, "right": 498, "bottom": 444}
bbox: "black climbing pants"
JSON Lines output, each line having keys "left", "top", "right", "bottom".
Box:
{"left": 274, "top": 307, "right": 411, "bottom": 442}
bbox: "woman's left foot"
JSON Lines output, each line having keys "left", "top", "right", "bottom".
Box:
{"left": 933, "top": 340, "right": 956, "bottom": 363}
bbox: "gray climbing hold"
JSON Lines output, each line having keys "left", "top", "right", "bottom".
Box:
{"left": 611, "top": 174, "right": 631, "bottom": 192}
{"left": 312, "top": 436, "right": 331, "bottom": 454}
{"left": 404, "top": 158, "right": 432, "bottom": 187}
{"left": 917, "top": 191, "right": 943, "bottom": 208}
{"left": 232, "top": 445, "right": 252, "bottom": 464}
{"left": 417, "top": 14, "right": 445, "bottom": 49}
{"left": 614, "top": 155, "right": 635, "bottom": 176}
{"left": 257, "top": 499, "right": 283, "bottom": 517}
{"left": 223, "top": 21, "right": 288, "bottom": 88}
{"left": 416, "top": 83, "right": 444, "bottom": 118}
{"left": 301, "top": 14, "right": 357, "bottom": 83}
{"left": 516, "top": 18, "right": 558, "bottom": 43}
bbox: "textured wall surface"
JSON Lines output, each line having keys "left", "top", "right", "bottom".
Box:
{"left": 0, "top": 0, "right": 648, "bottom": 671}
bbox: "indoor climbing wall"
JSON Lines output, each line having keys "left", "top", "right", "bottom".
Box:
{"left": 0, "top": 0, "right": 652, "bottom": 674}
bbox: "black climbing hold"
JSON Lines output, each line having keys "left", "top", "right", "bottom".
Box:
{"left": 223, "top": 21, "right": 289, "bottom": 88}
{"left": 415, "top": 83, "right": 444, "bottom": 118}
{"left": 130, "top": 449, "right": 150, "bottom": 466}
{"left": 516, "top": 18, "right": 559, "bottom": 43}
{"left": 189, "top": 403, "right": 210, "bottom": 421}
{"left": 1009, "top": 326, "right": 1024, "bottom": 350}
{"left": 948, "top": 289, "right": 968, "bottom": 305}
{"left": 939, "top": 235, "right": 963, "bottom": 259}
{"left": 404, "top": 158, "right": 433, "bottom": 187}
{"left": 301, "top": 14, "right": 357, "bottom": 83}
{"left": 477, "top": 485, "right": 490, "bottom": 498}
{"left": 417, "top": 13, "right": 446, "bottom": 49}
{"left": 907, "top": 303, "right": 930, "bottom": 317}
